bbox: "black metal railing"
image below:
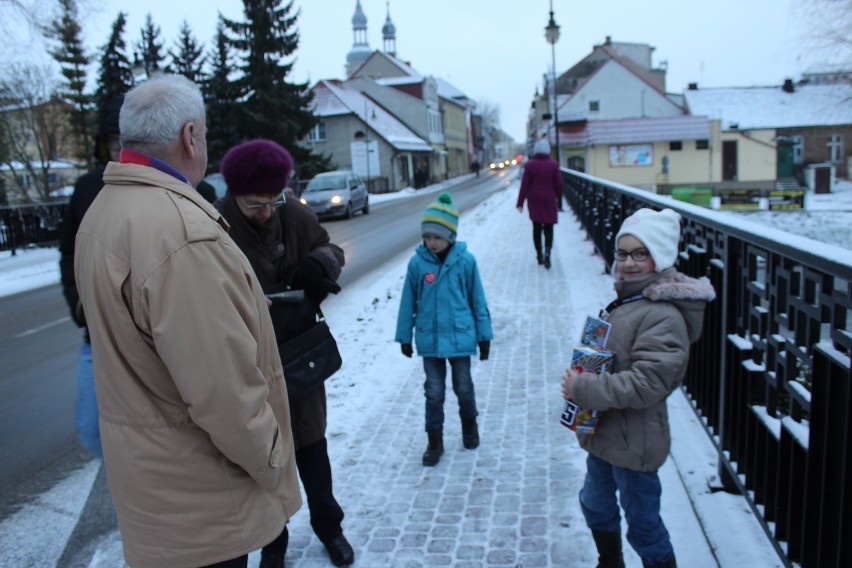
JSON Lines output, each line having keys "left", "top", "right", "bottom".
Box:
{"left": 563, "top": 169, "right": 851, "bottom": 568}
{"left": 0, "top": 202, "right": 68, "bottom": 254}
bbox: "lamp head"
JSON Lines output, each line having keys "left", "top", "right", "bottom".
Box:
{"left": 545, "top": 11, "right": 560, "bottom": 45}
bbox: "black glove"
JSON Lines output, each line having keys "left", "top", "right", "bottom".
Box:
{"left": 401, "top": 343, "right": 413, "bottom": 358}
{"left": 291, "top": 256, "right": 325, "bottom": 291}
{"left": 292, "top": 256, "right": 340, "bottom": 306}
{"left": 478, "top": 340, "right": 490, "bottom": 361}
{"left": 72, "top": 297, "right": 87, "bottom": 328}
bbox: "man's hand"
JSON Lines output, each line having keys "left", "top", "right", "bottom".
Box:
{"left": 478, "top": 340, "right": 490, "bottom": 361}
{"left": 400, "top": 343, "right": 413, "bottom": 358}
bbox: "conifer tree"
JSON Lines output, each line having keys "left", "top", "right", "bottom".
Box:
{"left": 95, "top": 12, "right": 134, "bottom": 111}
{"left": 135, "top": 13, "right": 165, "bottom": 78}
{"left": 46, "top": 0, "right": 92, "bottom": 165}
{"left": 203, "top": 19, "right": 243, "bottom": 172}
{"left": 167, "top": 20, "right": 205, "bottom": 83}
{"left": 223, "top": 0, "right": 331, "bottom": 178}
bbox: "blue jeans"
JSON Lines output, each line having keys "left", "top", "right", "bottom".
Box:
{"left": 579, "top": 453, "right": 673, "bottom": 564}
{"left": 423, "top": 357, "right": 477, "bottom": 432}
{"left": 75, "top": 342, "right": 102, "bottom": 458}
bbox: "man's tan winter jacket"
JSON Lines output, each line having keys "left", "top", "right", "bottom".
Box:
{"left": 75, "top": 162, "right": 301, "bottom": 567}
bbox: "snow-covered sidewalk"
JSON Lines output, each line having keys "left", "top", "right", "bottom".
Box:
{"left": 1, "top": 176, "right": 782, "bottom": 566}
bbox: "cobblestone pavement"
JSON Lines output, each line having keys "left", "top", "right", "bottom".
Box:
{"left": 283, "top": 184, "right": 720, "bottom": 568}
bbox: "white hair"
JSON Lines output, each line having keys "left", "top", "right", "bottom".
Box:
{"left": 534, "top": 138, "right": 551, "bottom": 156}
{"left": 119, "top": 74, "right": 205, "bottom": 154}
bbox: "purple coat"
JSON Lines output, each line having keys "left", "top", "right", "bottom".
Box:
{"left": 517, "top": 153, "right": 563, "bottom": 224}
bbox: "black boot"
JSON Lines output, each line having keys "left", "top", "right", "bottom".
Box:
{"left": 642, "top": 555, "right": 676, "bottom": 568}
{"left": 422, "top": 431, "right": 444, "bottom": 466}
{"left": 543, "top": 250, "right": 551, "bottom": 270}
{"left": 536, "top": 249, "right": 544, "bottom": 265}
{"left": 591, "top": 530, "right": 625, "bottom": 568}
{"left": 461, "top": 418, "right": 479, "bottom": 449}
{"left": 321, "top": 533, "right": 355, "bottom": 567}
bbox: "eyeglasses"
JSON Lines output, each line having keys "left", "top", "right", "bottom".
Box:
{"left": 614, "top": 249, "right": 651, "bottom": 262}
{"left": 243, "top": 196, "right": 286, "bottom": 211}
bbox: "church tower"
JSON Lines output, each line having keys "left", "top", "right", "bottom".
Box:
{"left": 346, "top": 0, "right": 371, "bottom": 77}
{"left": 382, "top": 1, "right": 397, "bottom": 57}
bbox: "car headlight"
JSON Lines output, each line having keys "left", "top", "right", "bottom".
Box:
{"left": 331, "top": 195, "right": 342, "bottom": 204}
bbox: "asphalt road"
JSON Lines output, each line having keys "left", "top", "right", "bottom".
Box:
{"left": 0, "top": 169, "right": 514, "bottom": 530}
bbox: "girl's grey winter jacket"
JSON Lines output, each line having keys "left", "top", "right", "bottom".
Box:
{"left": 396, "top": 242, "right": 493, "bottom": 358}
{"left": 571, "top": 267, "right": 716, "bottom": 472}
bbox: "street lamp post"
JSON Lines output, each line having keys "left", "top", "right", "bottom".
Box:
{"left": 545, "top": 1, "right": 560, "bottom": 167}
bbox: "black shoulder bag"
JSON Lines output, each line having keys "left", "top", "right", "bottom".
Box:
{"left": 267, "top": 289, "right": 342, "bottom": 401}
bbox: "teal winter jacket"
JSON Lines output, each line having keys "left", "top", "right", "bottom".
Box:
{"left": 395, "top": 242, "right": 493, "bottom": 358}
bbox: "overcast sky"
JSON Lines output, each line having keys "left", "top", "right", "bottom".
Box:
{"left": 3, "top": 0, "right": 845, "bottom": 145}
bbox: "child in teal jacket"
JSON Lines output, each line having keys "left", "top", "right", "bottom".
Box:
{"left": 396, "top": 192, "right": 493, "bottom": 466}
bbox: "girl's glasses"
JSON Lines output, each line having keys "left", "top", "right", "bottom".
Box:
{"left": 614, "top": 249, "right": 650, "bottom": 262}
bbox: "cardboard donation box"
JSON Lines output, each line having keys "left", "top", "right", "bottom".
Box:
{"left": 560, "top": 317, "right": 614, "bottom": 434}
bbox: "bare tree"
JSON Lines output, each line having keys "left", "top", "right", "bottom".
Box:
{"left": 796, "top": 0, "right": 852, "bottom": 68}
{"left": 0, "top": 64, "right": 74, "bottom": 203}
{"left": 0, "top": 0, "right": 48, "bottom": 48}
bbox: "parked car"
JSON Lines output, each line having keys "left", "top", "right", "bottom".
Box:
{"left": 203, "top": 173, "right": 228, "bottom": 199}
{"left": 202, "top": 172, "right": 296, "bottom": 201}
{"left": 299, "top": 171, "right": 369, "bottom": 219}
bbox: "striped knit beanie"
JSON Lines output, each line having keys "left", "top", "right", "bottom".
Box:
{"left": 421, "top": 192, "right": 459, "bottom": 243}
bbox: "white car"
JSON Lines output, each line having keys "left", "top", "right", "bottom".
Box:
{"left": 299, "top": 171, "right": 369, "bottom": 219}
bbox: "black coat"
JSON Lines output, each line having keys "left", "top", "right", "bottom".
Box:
{"left": 216, "top": 195, "right": 345, "bottom": 449}
{"left": 59, "top": 166, "right": 107, "bottom": 334}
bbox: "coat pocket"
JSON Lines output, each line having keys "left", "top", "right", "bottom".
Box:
{"left": 453, "top": 319, "right": 476, "bottom": 352}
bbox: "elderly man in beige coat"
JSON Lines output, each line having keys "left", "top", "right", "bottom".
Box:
{"left": 74, "top": 74, "right": 301, "bottom": 568}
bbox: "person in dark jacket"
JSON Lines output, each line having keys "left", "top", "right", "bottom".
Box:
{"left": 561, "top": 208, "right": 716, "bottom": 568}
{"left": 516, "top": 138, "right": 563, "bottom": 269}
{"left": 58, "top": 95, "right": 123, "bottom": 457}
{"left": 217, "top": 139, "right": 353, "bottom": 568}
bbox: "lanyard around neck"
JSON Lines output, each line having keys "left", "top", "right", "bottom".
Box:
{"left": 601, "top": 293, "right": 644, "bottom": 317}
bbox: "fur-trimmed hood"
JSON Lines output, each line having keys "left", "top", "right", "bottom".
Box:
{"left": 615, "top": 268, "right": 716, "bottom": 343}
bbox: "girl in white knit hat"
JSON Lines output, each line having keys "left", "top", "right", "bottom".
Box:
{"left": 561, "top": 208, "right": 716, "bottom": 568}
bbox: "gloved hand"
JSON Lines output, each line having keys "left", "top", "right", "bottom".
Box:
{"left": 291, "top": 256, "right": 325, "bottom": 291}
{"left": 478, "top": 340, "right": 490, "bottom": 361}
{"left": 72, "top": 298, "right": 87, "bottom": 328}
{"left": 401, "top": 343, "right": 413, "bottom": 358}
{"left": 292, "top": 256, "right": 339, "bottom": 306}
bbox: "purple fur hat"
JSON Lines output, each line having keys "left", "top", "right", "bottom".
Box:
{"left": 220, "top": 139, "right": 294, "bottom": 196}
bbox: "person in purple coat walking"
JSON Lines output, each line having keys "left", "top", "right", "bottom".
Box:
{"left": 516, "top": 138, "right": 563, "bottom": 269}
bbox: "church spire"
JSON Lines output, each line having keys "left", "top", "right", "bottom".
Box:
{"left": 351, "top": 0, "right": 368, "bottom": 47}
{"left": 382, "top": 1, "right": 397, "bottom": 56}
{"left": 346, "top": 0, "right": 372, "bottom": 77}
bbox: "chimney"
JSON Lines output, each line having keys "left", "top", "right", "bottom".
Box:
{"left": 782, "top": 78, "right": 795, "bottom": 93}
{"left": 688, "top": 82, "right": 698, "bottom": 90}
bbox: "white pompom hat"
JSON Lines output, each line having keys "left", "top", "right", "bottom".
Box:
{"left": 615, "top": 208, "right": 682, "bottom": 271}
{"left": 533, "top": 138, "right": 551, "bottom": 156}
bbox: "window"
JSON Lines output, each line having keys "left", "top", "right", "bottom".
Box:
{"left": 696, "top": 139, "right": 709, "bottom": 150}
{"left": 307, "top": 120, "right": 326, "bottom": 141}
{"left": 589, "top": 100, "right": 600, "bottom": 112}
{"left": 828, "top": 134, "right": 844, "bottom": 163}
{"left": 792, "top": 135, "right": 804, "bottom": 164}
{"left": 669, "top": 141, "right": 683, "bottom": 151}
